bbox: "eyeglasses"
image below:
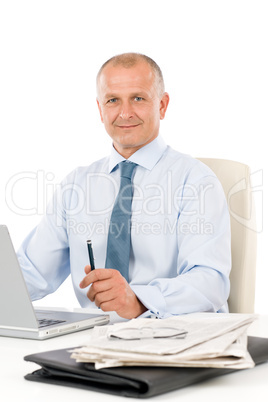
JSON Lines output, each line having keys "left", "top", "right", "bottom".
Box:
{"left": 108, "top": 326, "right": 188, "bottom": 340}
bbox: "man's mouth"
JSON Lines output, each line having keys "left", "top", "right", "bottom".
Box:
{"left": 116, "top": 124, "right": 140, "bottom": 129}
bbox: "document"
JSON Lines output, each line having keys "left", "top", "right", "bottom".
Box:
{"left": 71, "top": 313, "right": 257, "bottom": 370}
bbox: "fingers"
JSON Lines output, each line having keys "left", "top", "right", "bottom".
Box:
{"left": 79, "top": 267, "right": 146, "bottom": 318}
{"left": 88, "top": 277, "right": 114, "bottom": 301}
{"left": 88, "top": 279, "right": 128, "bottom": 309}
{"left": 92, "top": 285, "right": 147, "bottom": 319}
{"left": 79, "top": 265, "right": 92, "bottom": 288}
{"left": 79, "top": 267, "right": 116, "bottom": 289}
{"left": 88, "top": 273, "right": 126, "bottom": 300}
{"left": 84, "top": 264, "right": 91, "bottom": 274}
{"left": 80, "top": 268, "right": 127, "bottom": 306}
{"left": 89, "top": 287, "right": 117, "bottom": 307}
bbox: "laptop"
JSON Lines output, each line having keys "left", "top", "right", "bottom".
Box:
{"left": 0, "top": 225, "right": 109, "bottom": 340}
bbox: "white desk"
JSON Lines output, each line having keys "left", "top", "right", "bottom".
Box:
{"left": 1, "top": 313, "right": 268, "bottom": 401}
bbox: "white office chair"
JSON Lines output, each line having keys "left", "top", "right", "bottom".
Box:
{"left": 197, "top": 158, "right": 257, "bottom": 313}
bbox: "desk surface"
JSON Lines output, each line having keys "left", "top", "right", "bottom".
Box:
{"left": 1, "top": 311, "right": 268, "bottom": 401}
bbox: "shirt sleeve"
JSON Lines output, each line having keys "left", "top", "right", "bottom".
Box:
{"left": 17, "top": 177, "right": 70, "bottom": 301}
{"left": 131, "top": 173, "right": 232, "bottom": 319}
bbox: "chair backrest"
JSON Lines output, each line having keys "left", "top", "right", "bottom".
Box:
{"left": 197, "top": 158, "right": 257, "bottom": 313}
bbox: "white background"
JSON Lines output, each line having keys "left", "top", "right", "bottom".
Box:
{"left": 0, "top": 0, "right": 267, "bottom": 312}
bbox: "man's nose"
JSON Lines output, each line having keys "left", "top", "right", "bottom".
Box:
{"left": 119, "top": 101, "right": 134, "bottom": 119}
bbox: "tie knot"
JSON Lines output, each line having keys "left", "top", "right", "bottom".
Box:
{"left": 119, "top": 161, "right": 137, "bottom": 180}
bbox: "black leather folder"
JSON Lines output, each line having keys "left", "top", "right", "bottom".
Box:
{"left": 24, "top": 336, "right": 268, "bottom": 398}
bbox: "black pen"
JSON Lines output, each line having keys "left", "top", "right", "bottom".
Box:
{"left": 86, "top": 240, "right": 95, "bottom": 270}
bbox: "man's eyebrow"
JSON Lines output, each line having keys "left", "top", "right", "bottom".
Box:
{"left": 103, "top": 93, "right": 118, "bottom": 100}
{"left": 131, "top": 91, "right": 148, "bottom": 97}
{"left": 104, "top": 91, "right": 149, "bottom": 99}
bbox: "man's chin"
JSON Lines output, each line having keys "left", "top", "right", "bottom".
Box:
{"left": 113, "top": 132, "right": 142, "bottom": 148}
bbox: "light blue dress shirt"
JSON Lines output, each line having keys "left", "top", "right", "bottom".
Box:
{"left": 18, "top": 136, "right": 231, "bottom": 318}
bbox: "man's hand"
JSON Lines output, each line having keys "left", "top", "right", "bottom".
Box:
{"left": 79, "top": 266, "right": 147, "bottom": 319}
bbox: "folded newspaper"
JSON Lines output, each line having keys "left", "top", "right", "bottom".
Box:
{"left": 71, "top": 313, "right": 257, "bottom": 370}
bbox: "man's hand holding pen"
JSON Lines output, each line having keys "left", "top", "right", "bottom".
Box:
{"left": 82, "top": 240, "right": 146, "bottom": 318}
{"left": 79, "top": 266, "right": 146, "bottom": 319}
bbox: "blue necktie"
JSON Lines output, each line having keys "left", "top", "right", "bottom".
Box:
{"left": 105, "top": 161, "right": 137, "bottom": 282}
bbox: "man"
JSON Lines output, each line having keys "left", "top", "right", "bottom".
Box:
{"left": 18, "top": 53, "right": 231, "bottom": 319}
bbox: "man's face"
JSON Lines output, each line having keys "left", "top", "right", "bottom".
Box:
{"left": 97, "top": 61, "right": 169, "bottom": 158}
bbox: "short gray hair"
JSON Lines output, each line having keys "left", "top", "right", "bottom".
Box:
{"left": 97, "top": 52, "right": 165, "bottom": 97}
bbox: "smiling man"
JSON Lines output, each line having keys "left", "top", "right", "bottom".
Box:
{"left": 96, "top": 55, "right": 169, "bottom": 158}
{"left": 18, "top": 53, "right": 232, "bottom": 319}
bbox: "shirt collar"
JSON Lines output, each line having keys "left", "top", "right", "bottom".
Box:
{"left": 108, "top": 135, "right": 167, "bottom": 173}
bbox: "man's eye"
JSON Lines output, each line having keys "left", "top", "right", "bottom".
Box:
{"left": 107, "top": 98, "right": 117, "bottom": 104}
{"left": 134, "top": 97, "right": 143, "bottom": 102}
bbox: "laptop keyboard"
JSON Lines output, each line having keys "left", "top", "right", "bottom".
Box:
{"left": 38, "top": 318, "right": 66, "bottom": 328}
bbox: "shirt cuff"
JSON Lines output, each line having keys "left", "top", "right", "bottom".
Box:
{"left": 130, "top": 284, "right": 168, "bottom": 319}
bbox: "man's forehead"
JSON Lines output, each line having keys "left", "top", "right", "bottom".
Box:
{"left": 98, "top": 61, "right": 155, "bottom": 87}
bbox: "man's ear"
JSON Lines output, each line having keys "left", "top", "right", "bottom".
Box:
{"left": 96, "top": 98, "right": 104, "bottom": 123}
{"left": 159, "top": 92, "right": 170, "bottom": 120}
